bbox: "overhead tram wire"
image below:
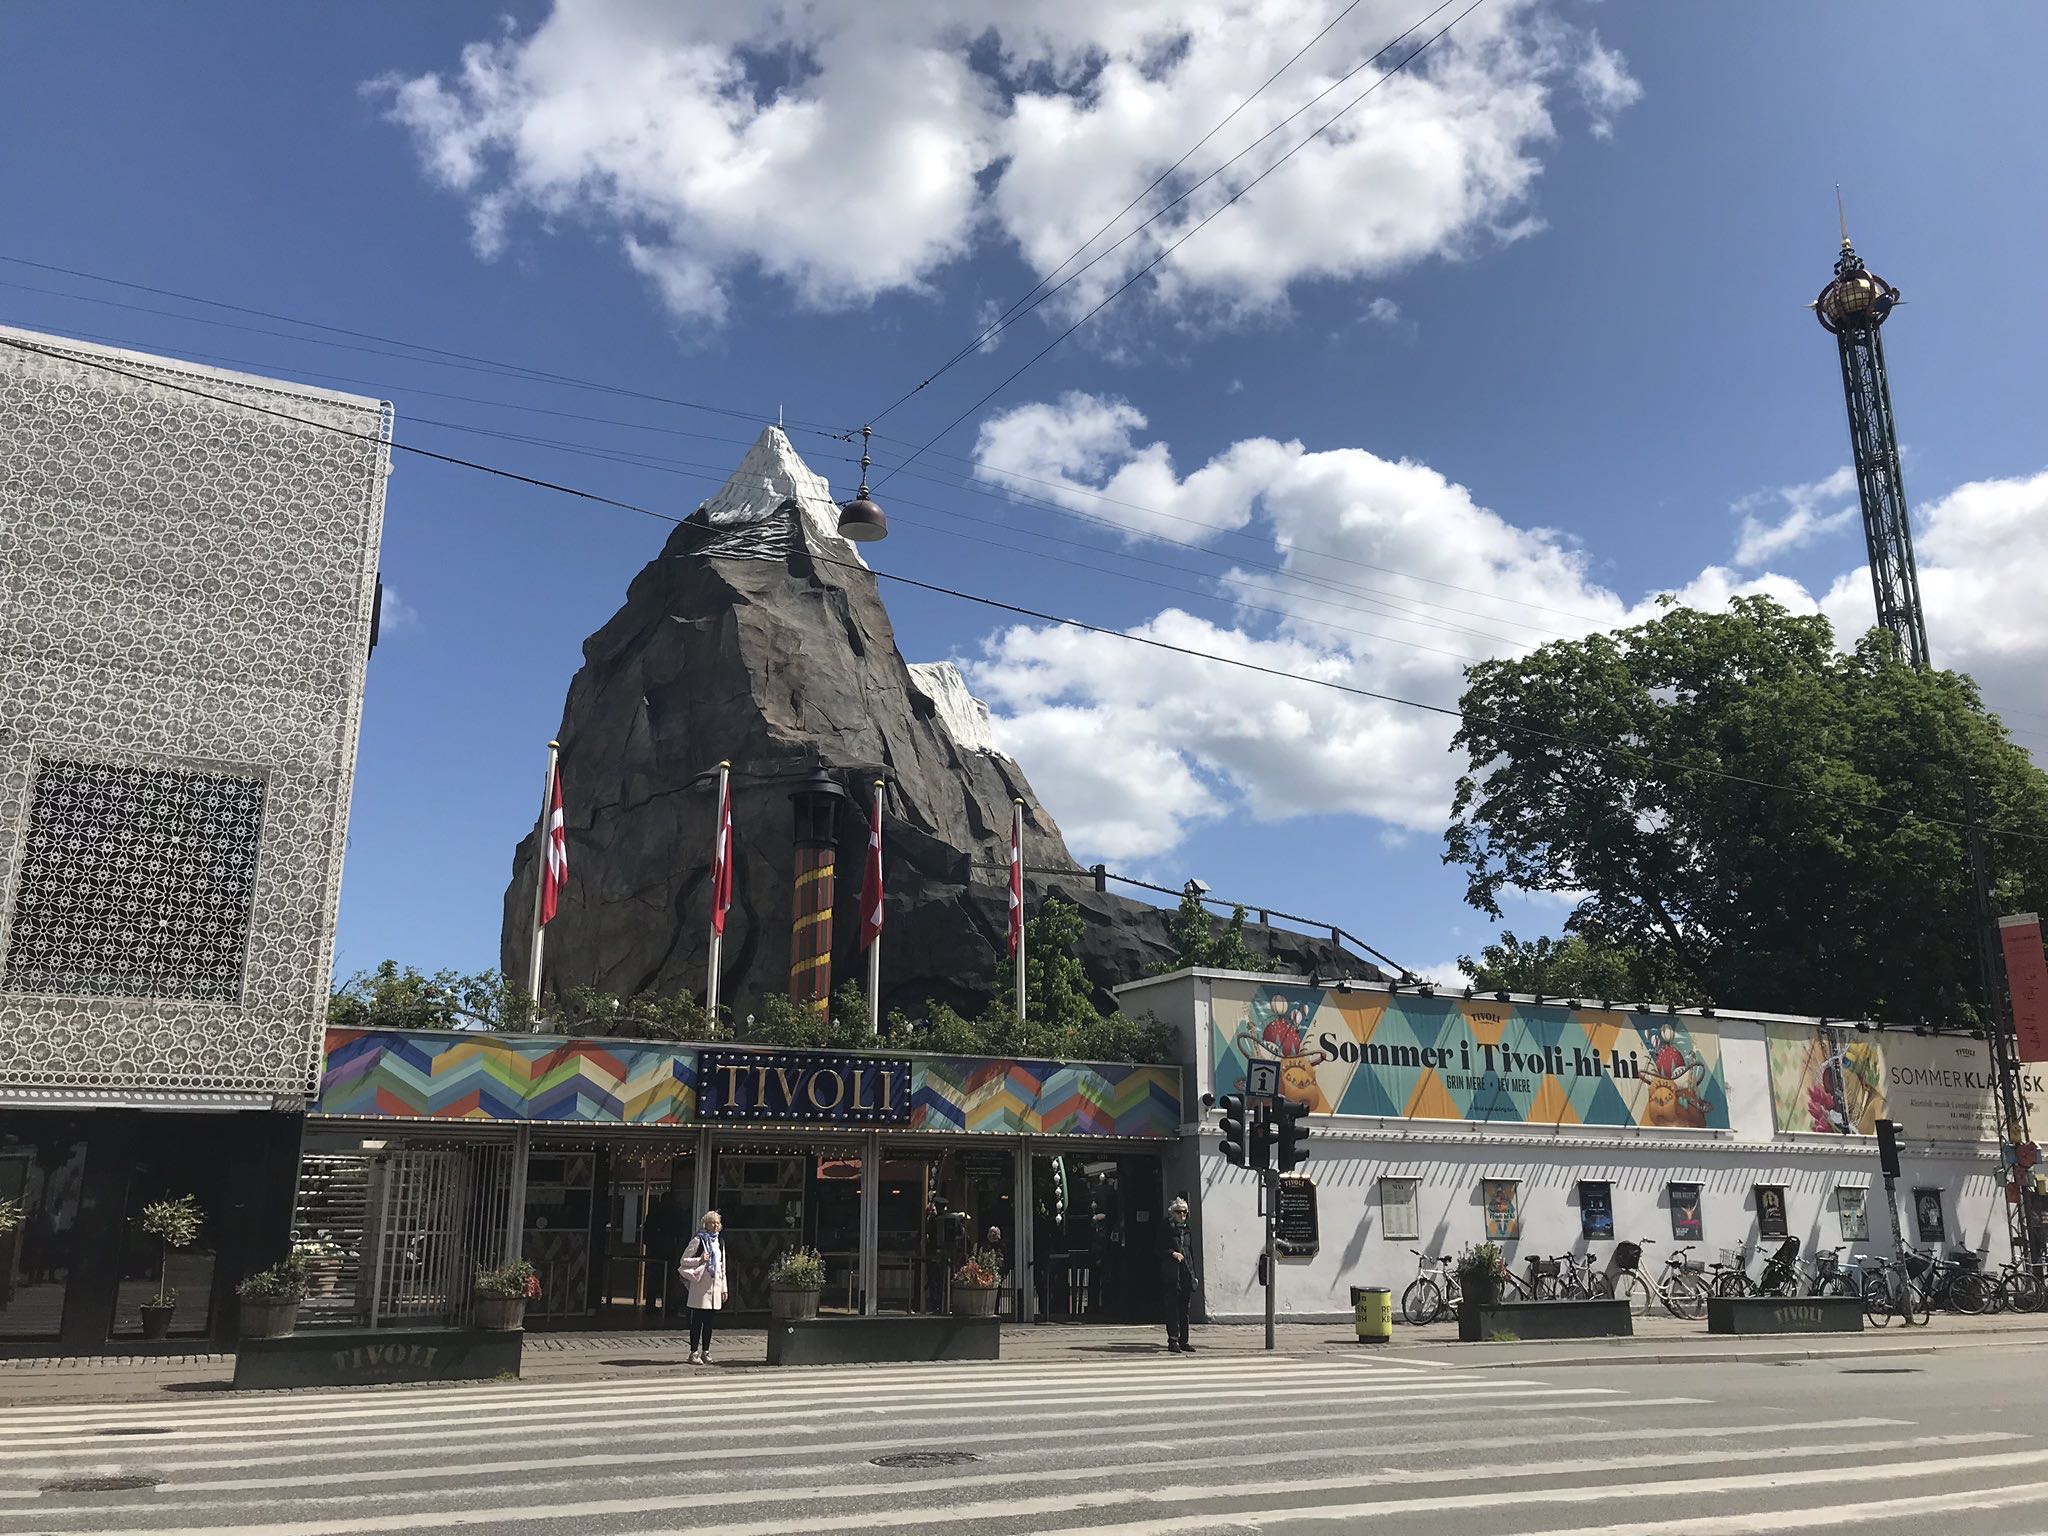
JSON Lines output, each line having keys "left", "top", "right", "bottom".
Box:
{"left": 11, "top": 329, "right": 2046, "bottom": 853}
{"left": 866, "top": 0, "right": 1489, "bottom": 493}
{"left": 871, "top": 0, "right": 1395, "bottom": 424}
{"left": 0, "top": 256, "right": 1614, "bottom": 636}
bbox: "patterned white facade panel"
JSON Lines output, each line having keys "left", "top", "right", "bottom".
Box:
{"left": 0, "top": 325, "right": 391, "bottom": 1099}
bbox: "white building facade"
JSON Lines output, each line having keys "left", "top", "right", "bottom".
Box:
{"left": 1120, "top": 969, "right": 2014, "bottom": 1322}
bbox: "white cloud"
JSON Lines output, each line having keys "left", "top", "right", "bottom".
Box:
{"left": 378, "top": 585, "right": 420, "bottom": 634}
{"left": 1731, "top": 465, "right": 1858, "bottom": 568}
{"left": 961, "top": 391, "right": 2048, "bottom": 865}
{"left": 375, "top": 1, "right": 1638, "bottom": 322}
{"left": 1362, "top": 296, "right": 1403, "bottom": 326}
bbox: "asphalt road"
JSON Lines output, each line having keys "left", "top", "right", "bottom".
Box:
{"left": 3, "top": 1344, "right": 2046, "bottom": 1534}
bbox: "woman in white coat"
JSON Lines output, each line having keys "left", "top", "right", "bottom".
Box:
{"left": 678, "top": 1210, "right": 727, "bottom": 1364}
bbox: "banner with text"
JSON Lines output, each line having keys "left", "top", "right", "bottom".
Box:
{"left": 1208, "top": 981, "right": 1729, "bottom": 1130}
{"left": 2002, "top": 915, "right": 2048, "bottom": 1063}
{"left": 1765, "top": 1023, "right": 2000, "bottom": 1143}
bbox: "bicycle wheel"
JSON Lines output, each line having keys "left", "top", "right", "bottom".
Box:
{"left": 1863, "top": 1270, "right": 1895, "bottom": 1328}
{"left": 1712, "top": 1272, "right": 1757, "bottom": 1298}
{"left": 1529, "top": 1274, "right": 1561, "bottom": 1301}
{"left": 1950, "top": 1272, "right": 1989, "bottom": 1316}
{"left": 1664, "top": 1270, "right": 1710, "bottom": 1321}
{"left": 1615, "top": 1270, "right": 1653, "bottom": 1317}
{"left": 1908, "top": 1276, "right": 1932, "bottom": 1326}
{"left": 2008, "top": 1269, "right": 2046, "bottom": 1314}
{"left": 1402, "top": 1276, "right": 1444, "bottom": 1326}
{"left": 1816, "top": 1275, "right": 1853, "bottom": 1300}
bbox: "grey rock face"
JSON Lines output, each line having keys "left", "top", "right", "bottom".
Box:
{"left": 502, "top": 428, "right": 1369, "bottom": 1017}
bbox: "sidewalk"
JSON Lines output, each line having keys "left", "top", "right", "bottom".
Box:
{"left": 4, "top": 1311, "right": 2044, "bottom": 1406}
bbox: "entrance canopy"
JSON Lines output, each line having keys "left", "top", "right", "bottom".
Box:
{"left": 315, "top": 1029, "right": 1181, "bottom": 1140}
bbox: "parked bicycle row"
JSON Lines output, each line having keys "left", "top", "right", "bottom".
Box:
{"left": 1401, "top": 1236, "right": 2048, "bottom": 1328}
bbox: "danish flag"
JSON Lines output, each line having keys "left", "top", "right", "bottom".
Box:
{"left": 859, "top": 785, "right": 884, "bottom": 951}
{"left": 710, "top": 774, "right": 734, "bottom": 937}
{"left": 539, "top": 773, "right": 567, "bottom": 925}
{"left": 1007, "top": 812, "right": 1024, "bottom": 958}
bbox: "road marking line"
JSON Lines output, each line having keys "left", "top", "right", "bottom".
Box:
{"left": 1534, "top": 1476, "right": 2048, "bottom": 1535}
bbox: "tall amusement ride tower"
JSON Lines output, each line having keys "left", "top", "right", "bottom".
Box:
{"left": 1813, "top": 211, "right": 1928, "bottom": 668}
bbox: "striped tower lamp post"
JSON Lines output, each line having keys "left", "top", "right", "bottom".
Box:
{"left": 788, "top": 769, "right": 849, "bottom": 1008}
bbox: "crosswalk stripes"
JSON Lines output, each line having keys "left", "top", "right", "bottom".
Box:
{"left": 1, "top": 1351, "right": 2040, "bottom": 1534}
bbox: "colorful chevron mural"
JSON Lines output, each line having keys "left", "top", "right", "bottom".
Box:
{"left": 317, "top": 1030, "right": 1179, "bottom": 1138}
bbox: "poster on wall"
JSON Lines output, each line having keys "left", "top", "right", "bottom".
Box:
{"left": 1837, "top": 1186, "right": 1869, "bottom": 1242}
{"left": 1482, "top": 1179, "right": 1520, "bottom": 1242}
{"left": 1755, "top": 1184, "right": 1790, "bottom": 1239}
{"left": 1914, "top": 1188, "right": 1946, "bottom": 1244}
{"left": 1579, "top": 1181, "right": 1614, "bottom": 1240}
{"left": 1208, "top": 980, "right": 1729, "bottom": 1131}
{"left": 1379, "top": 1177, "right": 1420, "bottom": 1241}
{"left": 1766, "top": 1023, "right": 1999, "bottom": 1143}
{"left": 1668, "top": 1182, "right": 1703, "bottom": 1240}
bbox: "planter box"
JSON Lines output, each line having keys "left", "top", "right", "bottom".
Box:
{"left": 473, "top": 1295, "right": 527, "bottom": 1331}
{"left": 768, "top": 1316, "right": 1000, "bottom": 1367}
{"left": 238, "top": 1296, "right": 301, "bottom": 1340}
{"left": 1707, "top": 1296, "right": 1863, "bottom": 1335}
{"left": 140, "top": 1304, "right": 176, "bottom": 1342}
{"left": 232, "top": 1327, "right": 522, "bottom": 1390}
{"left": 951, "top": 1285, "right": 1002, "bottom": 1318}
{"left": 770, "top": 1287, "right": 821, "bottom": 1322}
{"left": 1458, "top": 1299, "right": 1633, "bottom": 1343}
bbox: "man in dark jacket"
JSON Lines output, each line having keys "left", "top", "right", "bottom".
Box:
{"left": 1162, "top": 1193, "right": 1197, "bottom": 1353}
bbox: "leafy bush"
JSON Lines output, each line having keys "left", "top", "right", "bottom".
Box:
{"left": 237, "top": 1256, "right": 307, "bottom": 1302}
{"left": 475, "top": 1259, "right": 540, "bottom": 1299}
{"left": 955, "top": 1246, "right": 1004, "bottom": 1288}
{"left": 139, "top": 1195, "right": 203, "bottom": 1309}
{"left": 767, "top": 1248, "right": 825, "bottom": 1290}
{"left": 0, "top": 1197, "right": 21, "bottom": 1236}
{"left": 1456, "top": 1243, "right": 1504, "bottom": 1299}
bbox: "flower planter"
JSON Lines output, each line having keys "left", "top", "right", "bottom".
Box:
{"left": 140, "top": 1303, "right": 176, "bottom": 1341}
{"left": 302, "top": 1259, "right": 342, "bottom": 1299}
{"left": 238, "top": 1295, "right": 300, "bottom": 1340}
{"left": 951, "top": 1285, "right": 1002, "bottom": 1319}
{"left": 473, "top": 1294, "right": 528, "bottom": 1331}
{"left": 770, "top": 1286, "right": 821, "bottom": 1323}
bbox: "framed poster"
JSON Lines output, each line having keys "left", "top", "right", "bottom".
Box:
{"left": 1378, "top": 1177, "right": 1419, "bottom": 1241}
{"left": 1482, "top": 1178, "right": 1521, "bottom": 1243}
{"left": 1755, "top": 1184, "right": 1789, "bottom": 1239}
{"left": 1836, "top": 1186, "right": 1870, "bottom": 1242}
{"left": 1578, "top": 1180, "right": 1614, "bottom": 1240}
{"left": 1668, "top": 1181, "right": 1703, "bottom": 1241}
{"left": 1914, "top": 1187, "right": 1946, "bottom": 1245}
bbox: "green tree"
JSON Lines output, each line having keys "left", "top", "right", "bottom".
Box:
{"left": 1022, "top": 892, "right": 1107, "bottom": 1043}
{"left": 1165, "top": 888, "right": 1272, "bottom": 973}
{"left": 1444, "top": 597, "right": 2048, "bottom": 1024}
{"left": 1456, "top": 930, "right": 1690, "bottom": 1002}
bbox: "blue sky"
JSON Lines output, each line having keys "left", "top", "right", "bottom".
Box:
{"left": 4, "top": 2, "right": 2044, "bottom": 990}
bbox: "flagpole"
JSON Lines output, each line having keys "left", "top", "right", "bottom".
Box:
{"left": 526, "top": 740, "right": 560, "bottom": 1006}
{"left": 1013, "top": 799, "right": 1027, "bottom": 1026}
{"left": 706, "top": 760, "right": 730, "bottom": 1021}
{"left": 868, "top": 779, "right": 884, "bottom": 1037}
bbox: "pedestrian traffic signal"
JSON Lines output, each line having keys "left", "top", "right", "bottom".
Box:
{"left": 1275, "top": 1098, "right": 1311, "bottom": 1172}
{"left": 1875, "top": 1117, "right": 1901, "bottom": 1179}
{"left": 1217, "top": 1093, "right": 1248, "bottom": 1167}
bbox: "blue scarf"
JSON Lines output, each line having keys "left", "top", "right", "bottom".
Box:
{"left": 693, "top": 1230, "right": 720, "bottom": 1279}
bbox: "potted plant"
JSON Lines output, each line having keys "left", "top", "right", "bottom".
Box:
{"left": 292, "top": 1234, "right": 346, "bottom": 1299}
{"left": 1455, "top": 1243, "right": 1504, "bottom": 1342}
{"left": 474, "top": 1259, "right": 540, "bottom": 1330}
{"left": 0, "top": 1196, "right": 21, "bottom": 1236}
{"left": 138, "top": 1195, "right": 203, "bottom": 1340}
{"left": 236, "top": 1256, "right": 307, "bottom": 1339}
{"left": 952, "top": 1246, "right": 1004, "bottom": 1318}
{"left": 766, "top": 1247, "right": 824, "bottom": 1322}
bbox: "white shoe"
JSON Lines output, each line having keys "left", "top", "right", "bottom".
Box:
{"left": 699, "top": 1353, "right": 712, "bottom": 1365}
{"left": 687, "top": 1349, "right": 700, "bottom": 1364}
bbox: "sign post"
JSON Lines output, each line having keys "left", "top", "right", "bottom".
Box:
{"left": 1242, "top": 1061, "right": 1280, "bottom": 1353}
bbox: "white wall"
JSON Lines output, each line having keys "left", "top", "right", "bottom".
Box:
{"left": 1112, "top": 970, "right": 2010, "bottom": 1323}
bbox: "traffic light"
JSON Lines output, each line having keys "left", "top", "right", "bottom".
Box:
{"left": 1275, "top": 1098, "right": 1311, "bottom": 1173}
{"left": 1217, "top": 1093, "right": 1248, "bottom": 1167}
{"left": 1875, "top": 1117, "right": 1901, "bottom": 1179}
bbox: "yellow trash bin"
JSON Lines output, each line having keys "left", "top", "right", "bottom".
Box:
{"left": 1352, "top": 1285, "right": 1392, "bottom": 1345}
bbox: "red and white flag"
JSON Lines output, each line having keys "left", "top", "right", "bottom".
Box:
{"left": 710, "top": 774, "right": 734, "bottom": 938}
{"left": 539, "top": 773, "right": 567, "bottom": 926}
{"left": 1007, "top": 809, "right": 1024, "bottom": 958}
{"left": 859, "top": 785, "right": 884, "bottom": 951}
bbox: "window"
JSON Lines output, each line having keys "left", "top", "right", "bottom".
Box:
{"left": 3, "top": 759, "right": 266, "bottom": 1002}
{"left": 1836, "top": 1186, "right": 1869, "bottom": 1242}
{"left": 1578, "top": 1181, "right": 1614, "bottom": 1240}
{"left": 1481, "top": 1178, "right": 1520, "bottom": 1243}
{"left": 1378, "top": 1177, "right": 1419, "bottom": 1241}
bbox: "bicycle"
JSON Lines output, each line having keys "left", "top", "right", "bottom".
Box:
{"left": 1401, "top": 1250, "right": 1460, "bottom": 1326}
{"left": 1905, "top": 1248, "right": 1988, "bottom": 1315}
{"left": 1989, "top": 1258, "right": 2047, "bottom": 1314}
{"left": 1862, "top": 1251, "right": 1931, "bottom": 1328}
{"left": 1550, "top": 1251, "right": 1603, "bottom": 1300}
{"left": 1608, "top": 1239, "right": 1710, "bottom": 1320}
{"left": 1706, "top": 1246, "right": 1757, "bottom": 1298}
{"left": 1798, "top": 1247, "right": 1855, "bottom": 1299}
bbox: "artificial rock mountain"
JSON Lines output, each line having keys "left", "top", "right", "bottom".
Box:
{"left": 503, "top": 427, "right": 1362, "bottom": 1020}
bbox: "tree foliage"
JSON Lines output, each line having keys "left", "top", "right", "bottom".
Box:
{"left": 329, "top": 894, "right": 1174, "bottom": 1063}
{"left": 1164, "top": 889, "right": 1272, "bottom": 973}
{"left": 1444, "top": 597, "right": 2048, "bottom": 1024}
{"left": 1457, "top": 930, "right": 1692, "bottom": 1002}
